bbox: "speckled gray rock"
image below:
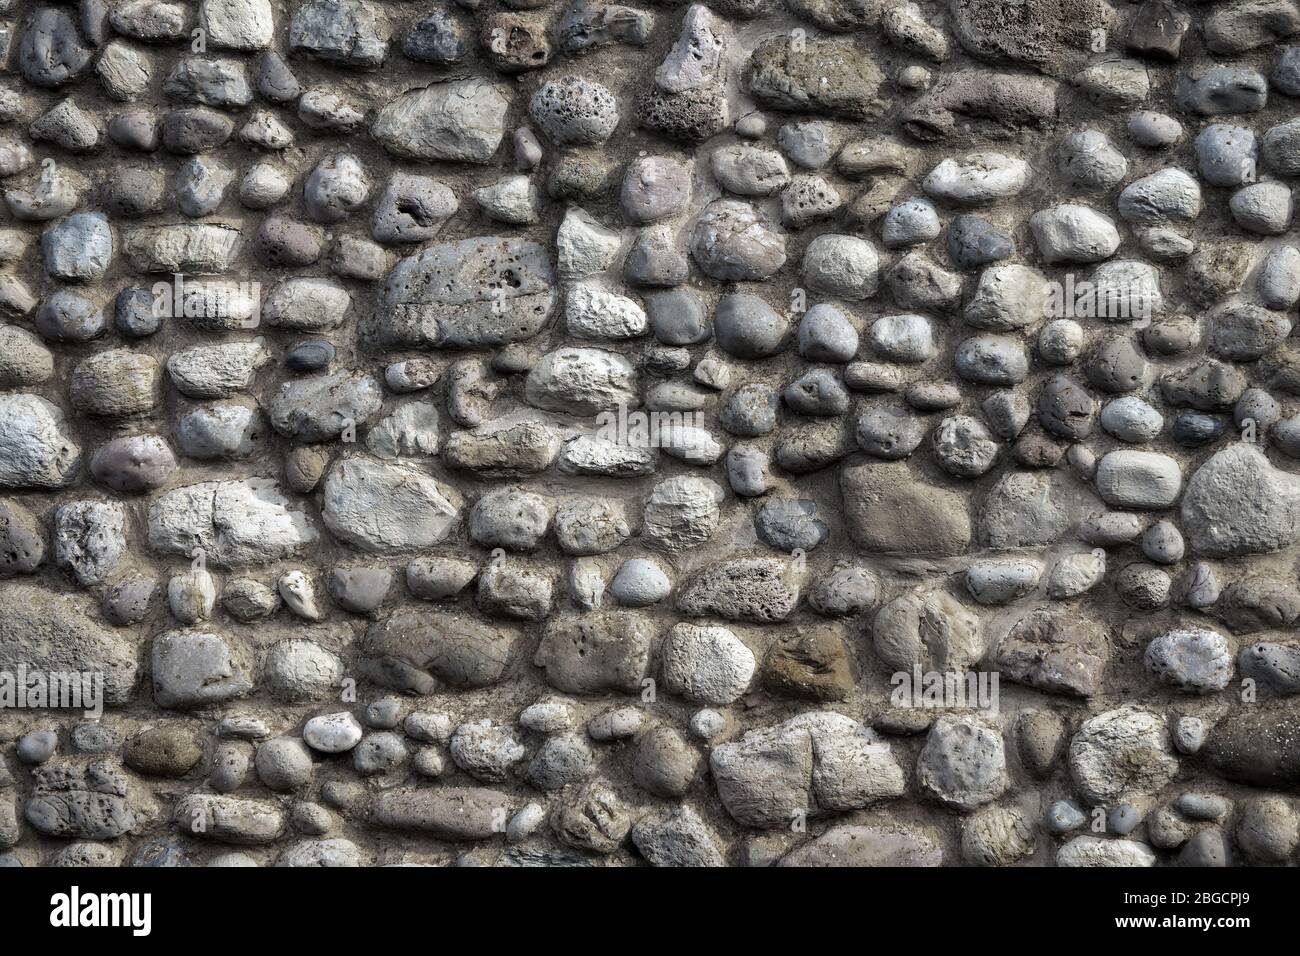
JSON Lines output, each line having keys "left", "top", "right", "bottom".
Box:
{"left": 529, "top": 77, "right": 620, "bottom": 146}
{"left": 1181, "top": 444, "right": 1300, "bottom": 556}
{"left": 1145, "top": 628, "right": 1234, "bottom": 692}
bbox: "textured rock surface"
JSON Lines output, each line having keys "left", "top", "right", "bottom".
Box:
{"left": 0, "top": 0, "right": 1295, "bottom": 874}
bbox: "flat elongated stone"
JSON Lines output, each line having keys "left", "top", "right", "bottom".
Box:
{"left": 443, "top": 419, "right": 561, "bottom": 477}
{"left": 175, "top": 794, "right": 284, "bottom": 844}
{"left": 1095, "top": 450, "right": 1182, "bottom": 509}
{"left": 779, "top": 824, "right": 943, "bottom": 866}
{"left": 373, "top": 787, "right": 511, "bottom": 840}
{"left": 363, "top": 609, "right": 520, "bottom": 691}
{"left": 677, "top": 557, "right": 801, "bottom": 623}
{"left": 148, "top": 478, "right": 318, "bottom": 566}
{"left": 376, "top": 238, "right": 556, "bottom": 348}
{"left": 269, "top": 371, "right": 383, "bottom": 444}
{"left": 124, "top": 223, "right": 242, "bottom": 273}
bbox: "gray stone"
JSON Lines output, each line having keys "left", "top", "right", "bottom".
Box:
{"left": 677, "top": 557, "right": 801, "bottom": 623}
{"left": 148, "top": 478, "right": 318, "bottom": 566}
{"left": 529, "top": 77, "right": 619, "bottom": 145}
{"left": 372, "top": 78, "right": 509, "bottom": 163}
{"left": 378, "top": 238, "right": 556, "bottom": 348}
{"left": 321, "top": 458, "right": 460, "bottom": 554}
{"left": 1181, "top": 444, "right": 1300, "bottom": 556}
{"left": 743, "top": 35, "right": 884, "bottom": 118}
{"left": 691, "top": 200, "right": 787, "bottom": 281}
{"left": 1145, "top": 628, "right": 1233, "bottom": 692}
{"left": 916, "top": 716, "right": 1007, "bottom": 812}
{"left": 1069, "top": 707, "right": 1179, "bottom": 803}
{"left": 288, "top": 0, "right": 389, "bottom": 68}
{"left": 534, "top": 612, "right": 654, "bottom": 694}
{"left": 153, "top": 630, "right": 252, "bottom": 708}
{"left": 0, "top": 395, "right": 80, "bottom": 489}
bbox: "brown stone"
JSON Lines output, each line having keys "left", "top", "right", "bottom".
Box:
{"left": 840, "top": 458, "right": 971, "bottom": 556}
{"left": 764, "top": 628, "right": 855, "bottom": 701}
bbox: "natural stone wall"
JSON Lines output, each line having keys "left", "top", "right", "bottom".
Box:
{"left": 1, "top": 0, "right": 1300, "bottom": 868}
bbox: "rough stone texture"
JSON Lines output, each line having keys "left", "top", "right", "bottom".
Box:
{"left": 841, "top": 459, "right": 971, "bottom": 555}
{"left": 0, "top": 0, "right": 1294, "bottom": 874}
{"left": 1069, "top": 707, "right": 1181, "bottom": 804}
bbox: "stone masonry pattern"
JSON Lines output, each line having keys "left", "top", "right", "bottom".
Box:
{"left": 4, "top": 0, "right": 1300, "bottom": 868}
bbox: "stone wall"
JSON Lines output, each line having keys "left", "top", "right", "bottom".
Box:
{"left": 1, "top": 0, "right": 1299, "bottom": 867}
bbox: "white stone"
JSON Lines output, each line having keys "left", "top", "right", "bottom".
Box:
{"left": 303, "top": 712, "right": 364, "bottom": 753}
{"left": 320, "top": 458, "right": 462, "bottom": 554}
{"left": 565, "top": 284, "right": 647, "bottom": 339}
{"left": 1029, "top": 204, "right": 1121, "bottom": 263}
{"left": 661, "top": 623, "right": 756, "bottom": 705}
{"left": 149, "top": 478, "right": 318, "bottom": 566}
{"left": 922, "top": 153, "right": 1030, "bottom": 204}
{"left": 0, "top": 394, "right": 80, "bottom": 489}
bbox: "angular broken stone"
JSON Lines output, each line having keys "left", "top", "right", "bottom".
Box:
{"left": 25, "top": 761, "right": 135, "bottom": 839}
{"left": 996, "top": 606, "right": 1109, "bottom": 697}
{"left": 148, "top": 478, "right": 318, "bottom": 566}
{"left": 0, "top": 585, "right": 139, "bottom": 703}
{"left": 1181, "top": 444, "right": 1300, "bottom": 556}
{"left": 288, "top": 0, "right": 390, "bottom": 68}
{"left": 152, "top": 629, "right": 253, "bottom": 708}
{"left": 534, "top": 612, "right": 654, "bottom": 694}
{"left": 743, "top": 35, "right": 885, "bottom": 118}
{"left": 1204, "top": 704, "right": 1300, "bottom": 786}
{"left": 1069, "top": 707, "right": 1180, "bottom": 804}
{"left": 840, "top": 459, "right": 971, "bottom": 556}
{"left": 677, "top": 556, "right": 801, "bottom": 623}
{"left": 0, "top": 394, "right": 80, "bottom": 489}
